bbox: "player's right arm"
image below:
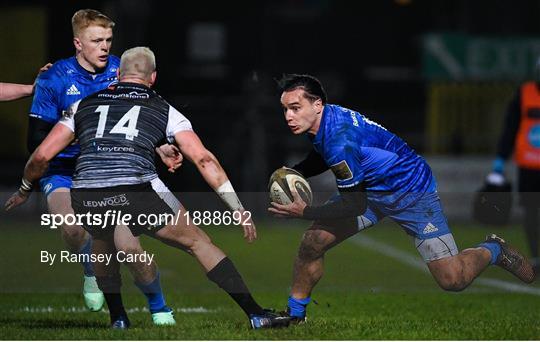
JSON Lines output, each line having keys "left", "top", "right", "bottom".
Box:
{"left": 173, "top": 130, "right": 257, "bottom": 242}
{"left": 5, "top": 117, "right": 75, "bottom": 211}
{"left": 0, "top": 83, "right": 34, "bottom": 102}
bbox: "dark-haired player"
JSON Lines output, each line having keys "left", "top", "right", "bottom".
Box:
{"left": 269, "top": 74, "right": 536, "bottom": 322}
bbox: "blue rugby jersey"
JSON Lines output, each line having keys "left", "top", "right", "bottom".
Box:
{"left": 311, "top": 104, "right": 435, "bottom": 213}
{"left": 29, "top": 56, "right": 119, "bottom": 172}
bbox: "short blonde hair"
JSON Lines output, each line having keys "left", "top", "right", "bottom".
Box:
{"left": 119, "top": 47, "right": 156, "bottom": 80}
{"left": 72, "top": 9, "right": 115, "bottom": 37}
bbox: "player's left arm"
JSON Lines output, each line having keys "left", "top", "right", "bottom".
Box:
{"left": 167, "top": 105, "right": 256, "bottom": 242}
{"left": 174, "top": 130, "right": 257, "bottom": 242}
{"left": 4, "top": 121, "right": 74, "bottom": 211}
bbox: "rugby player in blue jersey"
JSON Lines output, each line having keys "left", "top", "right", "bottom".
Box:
{"left": 22, "top": 9, "right": 179, "bottom": 326}
{"left": 269, "top": 74, "right": 536, "bottom": 322}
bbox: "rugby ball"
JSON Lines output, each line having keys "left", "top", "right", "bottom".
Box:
{"left": 268, "top": 168, "right": 313, "bottom": 205}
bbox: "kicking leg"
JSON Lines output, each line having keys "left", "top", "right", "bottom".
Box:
{"left": 422, "top": 233, "right": 535, "bottom": 291}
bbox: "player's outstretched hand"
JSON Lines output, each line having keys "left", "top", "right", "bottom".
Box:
{"left": 4, "top": 190, "right": 30, "bottom": 211}
{"left": 39, "top": 63, "right": 52, "bottom": 74}
{"left": 156, "top": 144, "right": 183, "bottom": 173}
{"left": 268, "top": 190, "right": 307, "bottom": 218}
{"left": 237, "top": 209, "right": 257, "bottom": 243}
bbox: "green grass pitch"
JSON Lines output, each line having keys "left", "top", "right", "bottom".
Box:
{"left": 0, "top": 219, "right": 539, "bottom": 340}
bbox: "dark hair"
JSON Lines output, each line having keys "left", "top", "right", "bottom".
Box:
{"left": 277, "top": 74, "right": 327, "bottom": 104}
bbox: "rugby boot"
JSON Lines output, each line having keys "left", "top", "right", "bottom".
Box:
{"left": 151, "top": 306, "right": 176, "bottom": 326}
{"left": 485, "top": 234, "right": 536, "bottom": 283}
{"left": 111, "top": 315, "right": 130, "bottom": 329}
{"left": 249, "top": 309, "right": 291, "bottom": 329}
{"left": 83, "top": 275, "right": 105, "bottom": 311}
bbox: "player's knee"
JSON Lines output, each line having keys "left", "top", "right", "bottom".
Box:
{"left": 185, "top": 237, "right": 211, "bottom": 254}
{"left": 298, "top": 230, "right": 333, "bottom": 261}
{"left": 61, "top": 226, "right": 87, "bottom": 249}
{"left": 116, "top": 245, "right": 144, "bottom": 258}
{"left": 435, "top": 269, "right": 467, "bottom": 292}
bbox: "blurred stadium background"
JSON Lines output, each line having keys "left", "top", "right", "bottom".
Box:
{"left": 0, "top": 1, "right": 539, "bottom": 339}
{"left": 2, "top": 0, "right": 540, "bottom": 219}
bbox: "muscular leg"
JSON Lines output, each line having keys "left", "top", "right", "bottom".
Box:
{"left": 114, "top": 225, "right": 157, "bottom": 284}
{"left": 287, "top": 219, "right": 360, "bottom": 319}
{"left": 427, "top": 247, "right": 491, "bottom": 292}
{"left": 47, "top": 188, "right": 91, "bottom": 270}
{"left": 47, "top": 187, "right": 106, "bottom": 311}
{"left": 152, "top": 206, "right": 263, "bottom": 317}
{"left": 113, "top": 225, "right": 173, "bottom": 321}
{"left": 291, "top": 225, "right": 358, "bottom": 299}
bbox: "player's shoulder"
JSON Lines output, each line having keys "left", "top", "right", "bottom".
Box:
{"left": 35, "top": 57, "right": 77, "bottom": 88}
{"left": 45, "top": 57, "right": 78, "bottom": 78}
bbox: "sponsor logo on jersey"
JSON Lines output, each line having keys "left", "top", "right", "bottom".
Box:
{"left": 330, "top": 160, "right": 353, "bottom": 181}
{"left": 95, "top": 145, "right": 135, "bottom": 153}
{"left": 83, "top": 194, "right": 130, "bottom": 207}
{"left": 98, "top": 91, "right": 149, "bottom": 99}
{"left": 66, "top": 84, "right": 81, "bottom": 95}
{"left": 422, "top": 222, "right": 438, "bottom": 234}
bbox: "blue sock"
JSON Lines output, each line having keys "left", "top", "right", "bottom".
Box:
{"left": 288, "top": 295, "right": 311, "bottom": 318}
{"left": 135, "top": 273, "right": 167, "bottom": 313}
{"left": 478, "top": 242, "right": 501, "bottom": 265}
{"left": 79, "top": 238, "right": 94, "bottom": 277}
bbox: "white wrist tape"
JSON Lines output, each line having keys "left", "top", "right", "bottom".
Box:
{"left": 19, "top": 178, "right": 33, "bottom": 193}
{"left": 216, "top": 180, "right": 244, "bottom": 211}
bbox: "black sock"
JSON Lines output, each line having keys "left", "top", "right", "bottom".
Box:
{"left": 206, "top": 257, "right": 264, "bottom": 316}
{"left": 96, "top": 275, "right": 128, "bottom": 322}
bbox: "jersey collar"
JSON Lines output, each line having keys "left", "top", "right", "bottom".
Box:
{"left": 72, "top": 56, "right": 110, "bottom": 77}
{"left": 310, "top": 104, "right": 330, "bottom": 147}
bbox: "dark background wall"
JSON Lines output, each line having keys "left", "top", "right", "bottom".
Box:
{"left": 1, "top": 0, "right": 540, "bottom": 193}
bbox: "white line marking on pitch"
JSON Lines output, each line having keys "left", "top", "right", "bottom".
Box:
{"left": 12, "top": 306, "right": 216, "bottom": 314}
{"left": 351, "top": 235, "right": 540, "bottom": 296}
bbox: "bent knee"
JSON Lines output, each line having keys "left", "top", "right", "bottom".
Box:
{"left": 61, "top": 226, "right": 87, "bottom": 245}
{"left": 434, "top": 269, "right": 468, "bottom": 292}
{"left": 298, "top": 230, "right": 335, "bottom": 260}
{"left": 116, "top": 245, "right": 145, "bottom": 257}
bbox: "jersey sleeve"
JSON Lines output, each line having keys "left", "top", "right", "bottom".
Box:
{"left": 325, "top": 135, "right": 364, "bottom": 189}
{"left": 166, "top": 105, "right": 192, "bottom": 143}
{"left": 29, "top": 71, "right": 63, "bottom": 123}
{"left": 58, "top": 100, "right": 81, "bottom": 132}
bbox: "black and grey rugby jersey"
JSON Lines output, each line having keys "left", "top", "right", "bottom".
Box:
{"left": 59, "top": 82, "right": 192, "bottom": 188}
